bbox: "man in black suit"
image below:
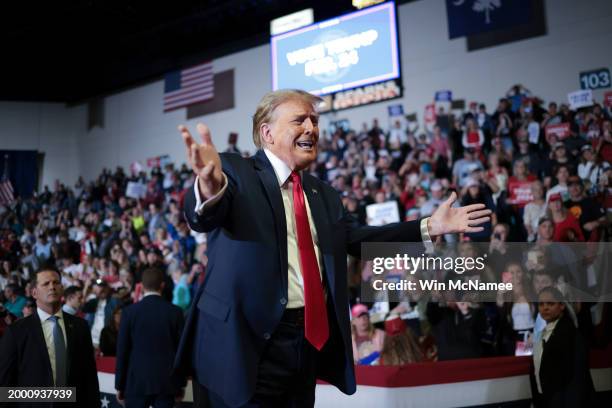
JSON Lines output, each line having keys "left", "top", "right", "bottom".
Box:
{"left": 530, "top": 286, "right": 595, "bottom": 408}
{"left": 115, "top": 267, "right": 186, "bottom": 408}
{"left": 0, "top": 267, "right": 100, "bottom": 407}
{"left": 175, "top": 89, "right": 491, "bottom": 407}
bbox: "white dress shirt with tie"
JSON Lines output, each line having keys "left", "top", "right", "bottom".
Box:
{"left": 193, "top": 149, "right": 433, "bottom": 308}
{"left": 36, "top": 308, "right": 68, "bottom": 385}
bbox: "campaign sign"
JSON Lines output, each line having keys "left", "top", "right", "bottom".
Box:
{"left": 507, "top": 180, "right": 534, "bottom": 206}
{"left": 424, "top": 104, "right": 436, "bottom": 125}
{"left": 605, "top": 91, "right": 612, "bottom": 107}
{"left": 567, "top": 89, "right": 593, "bottom": 110}
{"left": 126, "top": 182, "right": 146, "bottom": 199}
{"left": 366, "top": 201, "right": 400, "bottom": 226}
{"left": 545, "top": 123, "right": 571, "bottom": 140}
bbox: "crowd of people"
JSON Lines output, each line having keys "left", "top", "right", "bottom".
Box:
{"left": 0, "top": 84, "right": 610, "bottom": 374}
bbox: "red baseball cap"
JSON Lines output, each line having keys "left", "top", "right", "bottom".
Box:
{"left": 384, "top": 315, "right": 407, "bottom": 336}
{"left": 549, "top": 193, "right": 562, "bottom": 202}
{"left": 351, "top": 304, "right": 369, "bottom": 319}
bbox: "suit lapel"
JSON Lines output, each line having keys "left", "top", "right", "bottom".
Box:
{"left": 254, "top": 150, "right": 289, "bottom": 296}
{"left": 32, "top": 313, "right": 55, "bottom": 385}
{"left": 63, "top": 314, "right": 75, "bottom": 381}
{"left": 302, "top": 174, "right": 335, "bottom": 292}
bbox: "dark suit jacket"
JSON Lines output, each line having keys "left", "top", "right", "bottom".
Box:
{"left": 530, "top": 315, "right": 595, "bottom": 408}
{"left": 174, "top": 150, "right": 424, "bottom": 407}
{"left": 0, "top": 311, "right": 100, "bottom": 408}
{"left": 116, "top": 295, "right": 185, "bottom": 397}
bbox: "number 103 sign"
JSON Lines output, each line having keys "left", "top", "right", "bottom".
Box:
{"left": 579, "top": 68, "right": 611, "bottom": 90}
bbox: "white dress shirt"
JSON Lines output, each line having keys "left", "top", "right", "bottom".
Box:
{"left": 193, "top": 150, "right": 433, "bottom": 307}
{"left": 37, "top": 307, "right": 68, "bottom": 385}
{"left": 90, "top": 298, "right": 106, "bottom": 347}
{"left": 533, "top": 318, "right": 560, "bottom": 394}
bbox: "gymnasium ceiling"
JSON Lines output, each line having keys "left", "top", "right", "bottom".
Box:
{"left": 1, "top": 0, "right": 413, "bottom": 103}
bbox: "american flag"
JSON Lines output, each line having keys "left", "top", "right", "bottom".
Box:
{"left": 163, "top": 61, "right": 214, "bottom": 112}
{"left": 0, "top": 178, "right": 14, "bottom": 205}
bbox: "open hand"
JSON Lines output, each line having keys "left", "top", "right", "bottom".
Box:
{"left": 428, "top": 192, "right": 491, "bottom": 238}
{"left": 180, "top": 123, "right": 224, "bottom": 200}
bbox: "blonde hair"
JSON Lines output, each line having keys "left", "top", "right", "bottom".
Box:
{"left": 252, "top": 89, "right": 322, "bottom": 148}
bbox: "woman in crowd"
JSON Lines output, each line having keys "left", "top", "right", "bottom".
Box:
{"left": 546, "top": 164, "right": 570, "bottom": 202}
{"left": 530, "top": 286, "right": 594, "bottom": 407}
{"left": 378, "top": 315, "right": 424, "bottom": 365}
{"left": 496, "top": 263, "right": 536, "bottom": 355}
{"left": 523, "top": 180, "right": 547, "bottom": 242}
{"left": 547, "top": 193, "right": 585, "bottom": 242}
{"left": 99, "top": 305, "right": 122, "bottom": 357}
{"left": 578, "top": 144, "right": 610, "bottom": 193}
{"left": 351, "top": 303, "right": 385, "bottom": 365}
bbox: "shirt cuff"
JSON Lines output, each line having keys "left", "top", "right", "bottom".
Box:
{"left": 420, "top": 217, "right": 434, "bottom": 254}
{"left": 194, "top": 173, "right": 228, "bottom": 215}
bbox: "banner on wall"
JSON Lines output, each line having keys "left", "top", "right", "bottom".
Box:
{"left": 318, "top": 80, "right": 402, "bottom": 113}
{"left": 579, "top": 68, "right": 611, "bottom": 90}
{"left": 435, "top": 90, "right": 453, "bottom": 102}
{"left": 146, "top": 154, "right": 171, "bottom": 168}
{"left": 388, "top": 104, "right": 404, "bottom": 117}
{"left": 445, "top": 0, "right": 532, "bottom": 39}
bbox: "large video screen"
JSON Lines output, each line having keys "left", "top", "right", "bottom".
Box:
{"left": 271, "top": 2, "right": 400, "bottom": 96}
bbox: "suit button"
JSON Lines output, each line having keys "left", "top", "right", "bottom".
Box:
{"left": 263, "top": 332, "right": 271, "bottom": 340}
{"left": 280, "top": 297, "right": 287, "bottom": 305}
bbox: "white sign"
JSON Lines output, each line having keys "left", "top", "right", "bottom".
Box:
{"left": 366, "top": 201, "right": 400, "bottom": 226}
{"left": 270, "top": 8, "right": 313, "bottom": 36}
{"left": 527, "top": 121, "right": 540, "bottom": 144}
{"left": 125, "top": 181, "right": 146, "bottom": 199}
{"left": 567, "top": 89, "right": 593, "bottom": 110}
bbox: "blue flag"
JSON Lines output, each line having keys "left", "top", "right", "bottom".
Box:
{"left": 446, "top": 0, "right": 532, "bottom": 39}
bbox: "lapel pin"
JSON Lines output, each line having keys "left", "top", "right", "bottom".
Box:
{"left": 312, "top": 189, "right": 318, "bottom": 194}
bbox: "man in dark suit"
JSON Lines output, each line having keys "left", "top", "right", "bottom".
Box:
{"left": 0, "top": 267, "right": 100, "bottom": 408}
{"left": 175, "top": 89, "right": 491, "bottom": 407}
{"left": 115, "top": 267, "right": 186, "bottom": 408}
{"left": 530, "top": 286, "right": 595, "bottom": 408}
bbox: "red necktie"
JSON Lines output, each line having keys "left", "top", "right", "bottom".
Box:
{"left": 290, "top": 171, "right": 329, "bottom": 350}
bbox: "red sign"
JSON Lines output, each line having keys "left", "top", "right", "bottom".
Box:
{"left": 545, "top": 123, "right": 571, "bottom": 140}
{"left": 507, "top": 179, "right": 534, "bottom": 206}
{"left": 424, "top": 103, "right": 436, "bottom": 125}
{"left": 605, "top": 91, "right": 612, "bottom": 107}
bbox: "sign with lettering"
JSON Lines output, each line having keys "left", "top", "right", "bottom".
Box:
{"left": 567, "top": 89, "right": 593, "bottom": 110}
{"left": 579, "top": 68, "right": 611, "bottom": 90}
{"left": 545, "top": 123, "right": 571, "bottom": 140}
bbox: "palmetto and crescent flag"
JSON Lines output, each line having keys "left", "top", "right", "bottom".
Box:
{"left": 446, "top": 0, "right": 532, "bottom": 39}
{"left": 163, "top": 61, "right": 214, "bottom": 112}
